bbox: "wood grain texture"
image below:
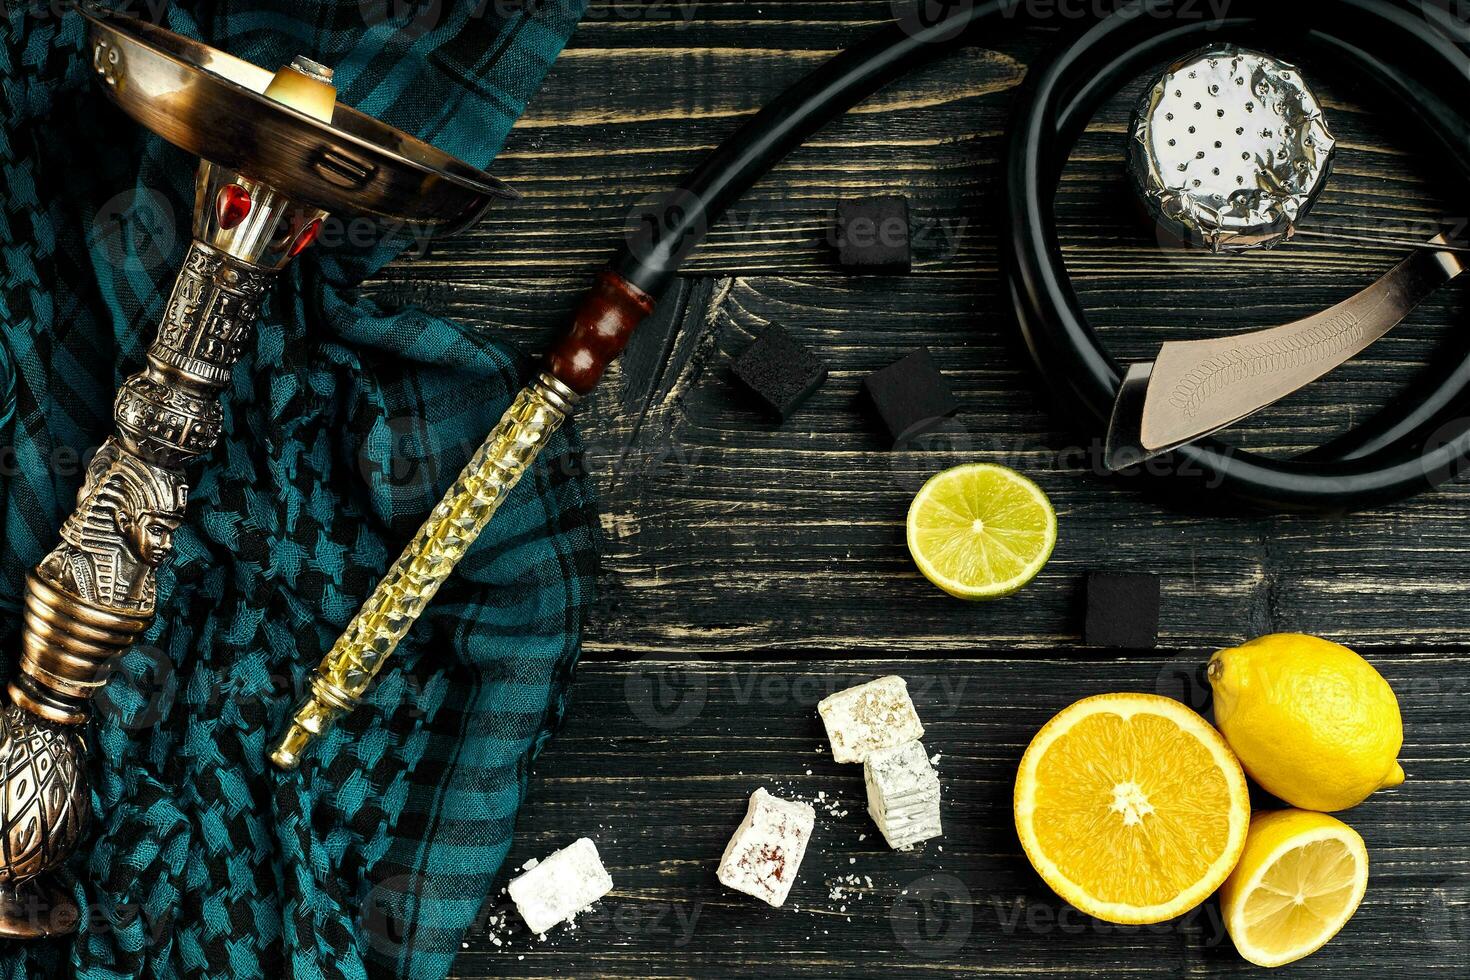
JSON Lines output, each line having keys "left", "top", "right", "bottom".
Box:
{"left": 449, "top": 657, "right": 1470, "bottom": 978}
{"left": 363, "top": 5, "right": 1470, "bottom": 653}
{"left": 348, "top": 3, "right": 1470, "bottom": 975}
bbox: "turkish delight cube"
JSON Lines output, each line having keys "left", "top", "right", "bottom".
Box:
{"left": 507, "top": 837, "right": 613, "bottom": 934}
{"left": 817, "top": 675, "right": 925, "bottom": 763}
{"left": 717, "top": 788, "right": 815, "bottom": 908}
{"left": 864, "top": 740, "right": 942, "bottom": 849}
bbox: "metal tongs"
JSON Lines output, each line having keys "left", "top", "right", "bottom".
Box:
{"left": 1103, "top": 47, "right": 1470, "bottom": 469}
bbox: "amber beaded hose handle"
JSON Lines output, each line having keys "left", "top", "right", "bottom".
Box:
{"left": 0, "top": 8, "right": 509, "bottom": 938}
{"left": 271, "top": 270, "right": 653, "bottom": 767}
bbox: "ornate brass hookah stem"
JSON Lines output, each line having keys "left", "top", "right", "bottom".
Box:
{"left": 0, "top": 6, "right": 510, "bottom": 938}
{"left": 271, "top": 270, "right": 655, "bottom": 767}
{"left": 0, "top": 155, "right": 328, "bottom": 936}
{"left": 21, "top": 167, "right": 326, "bottom": 724}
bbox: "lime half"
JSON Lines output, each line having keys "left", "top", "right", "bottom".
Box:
{"left": 906, "top": 463, "right": 1057, "bottom": 599}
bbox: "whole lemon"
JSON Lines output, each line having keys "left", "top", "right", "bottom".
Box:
{"left": 1208, "top": 634, "right": 1404, "bottom": 812}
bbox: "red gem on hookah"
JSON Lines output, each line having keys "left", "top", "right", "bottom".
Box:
{"left": 288, "top": 218, "right": 322, "bottom": 257}
{"left": 215, "top": 184, "right": 252, "bottom": 230}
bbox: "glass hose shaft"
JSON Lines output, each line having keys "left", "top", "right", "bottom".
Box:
{"left": 270, "top": 373, "right": 578, "bottom": 768}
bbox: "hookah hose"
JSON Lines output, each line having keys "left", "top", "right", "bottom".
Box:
{"left": 272, "top": 0, "right": 1470, "bottom": 764}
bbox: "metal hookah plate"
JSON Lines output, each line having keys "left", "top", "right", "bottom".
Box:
{"left": 82, "top": 5, "right": 513, "bottom": 231}
{"left": 1128, "top": 46, "right": 1337, "bottom": 252}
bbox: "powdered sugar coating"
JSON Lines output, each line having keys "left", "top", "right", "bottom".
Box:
{"left": 817, "top": 676, "right": 925, "bottom": 763}
{"left": 864, "top": 740, "right": 942, "bottom": 849}
{"left": 717, "top": 788, "right": 815, "bottom": 907}
{"left": 507, "top": 837, "right": 614, "bottom": 934}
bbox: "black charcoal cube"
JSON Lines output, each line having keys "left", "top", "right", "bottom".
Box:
{"left": 731, "top": 325, "right": 828, "bottom": 421}
{"left": 833, "top": 196, "right": 912, "bottom": 273}
{"left": 1084, "top": 572, "right": 1160, "bottom": 648}
{"left": 861, "top": 348, "right": 960, "bottom": 445}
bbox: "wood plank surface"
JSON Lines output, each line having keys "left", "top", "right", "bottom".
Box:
{"left": 351, "top": 2, "right": 1470, "bottom": 976}
{"left": 363, "top": 4, "right": 1470, "bottom": 654}
{"left": 448, "top": 657, "right": 1470, "bottom": 978}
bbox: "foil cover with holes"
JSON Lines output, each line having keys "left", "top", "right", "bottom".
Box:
{"left": 1129, "top": 46, "right": 1337, "bottom": 252}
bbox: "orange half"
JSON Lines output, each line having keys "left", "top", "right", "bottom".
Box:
{"left": 1014, "top": 693, "right": 1251, "bottom": 924}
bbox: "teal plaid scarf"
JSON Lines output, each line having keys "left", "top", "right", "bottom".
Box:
{"left": 0, "top": 1, "right": 596, "bottom": 976}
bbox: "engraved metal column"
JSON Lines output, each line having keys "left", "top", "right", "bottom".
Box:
{"left": 0, "top": 8, "right": 510, "bottom": 938}
{"left": 0, "top": 164, "right": 323, "bottom": 937}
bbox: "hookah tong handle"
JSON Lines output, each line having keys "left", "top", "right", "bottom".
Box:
{"left": 270, "top": 271, "right": 653, "bottom": 769}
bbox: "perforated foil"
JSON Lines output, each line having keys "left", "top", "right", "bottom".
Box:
{"left": 1129, "top": 46, "right": 1337, "bottom": 252}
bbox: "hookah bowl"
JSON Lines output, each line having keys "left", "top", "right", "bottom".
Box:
{"left": 0, "top": 8, "right": 511, "bottom": 938}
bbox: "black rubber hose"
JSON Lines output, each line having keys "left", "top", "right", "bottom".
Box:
{"left": 1007, "top": 0, "right": 1470, "bottom": 511}
{"left": 613, "top": 0, "right": 1470, "bottom": 513}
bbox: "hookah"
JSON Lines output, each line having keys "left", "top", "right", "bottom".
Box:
{"left": 0, "top": 7, "right": 509, "bottom": 937}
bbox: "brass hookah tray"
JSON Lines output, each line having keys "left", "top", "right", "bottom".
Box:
{"left": 83, "top": 4, "right": 513, "bottom": 231}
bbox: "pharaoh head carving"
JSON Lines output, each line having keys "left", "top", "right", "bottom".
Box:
{"left": 45, "top": 439, "right": 188, "bottom": 611}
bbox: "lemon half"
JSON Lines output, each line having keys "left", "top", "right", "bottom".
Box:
{"left": 906, "top": 463, "right": 1057, "bottom": 599}
{"left": 1014, "top": 693, "right": 1251, "bottom": 924}
{"left": 1220, "top": 809, "right": 1369, "bottom": 968}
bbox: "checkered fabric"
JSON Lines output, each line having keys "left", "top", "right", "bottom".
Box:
{"left": 0, "top": 2, "right": 595, "bottom": 977}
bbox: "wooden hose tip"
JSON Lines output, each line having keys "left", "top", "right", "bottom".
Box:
{"left": 544, "top": 270, "right": 656, "bottom": 395}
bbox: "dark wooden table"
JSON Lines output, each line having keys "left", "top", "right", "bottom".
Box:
{"left": 361, "top": 3, "right": 1470, "bottom": 976}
